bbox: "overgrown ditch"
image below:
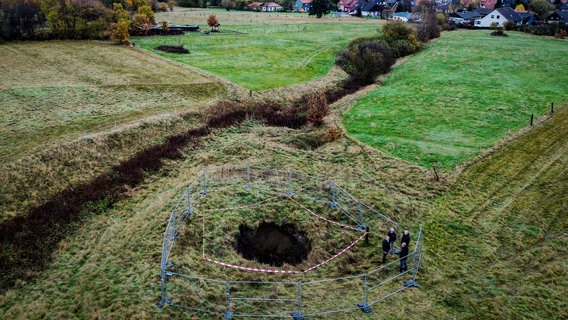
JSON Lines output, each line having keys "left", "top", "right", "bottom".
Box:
{"left": 0, "top": 78, "right": 368, "bottom": 290}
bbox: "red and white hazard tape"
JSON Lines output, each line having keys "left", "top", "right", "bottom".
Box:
{"left": 303, "top": 232, "right": 367, "bottom": 273}
{"left": 203, "top": 257, "right": 301, "bottom": 274}
{"left": 203, "top": 231, "right": 368, "bottom": 274}
{"left": 286, "top": 196, "right": 360, "bottom": 232}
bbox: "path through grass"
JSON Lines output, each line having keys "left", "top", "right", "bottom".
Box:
{"left": 344, "top": 30, "right": 568, "bottom": 169}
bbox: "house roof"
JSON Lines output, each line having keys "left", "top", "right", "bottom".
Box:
{"left": 262, "top": 2, "right": 283, "bottom": 7}
{"left": 361, "top": 0, "right": 383, "bottom": 12}
{"left": 393, "top": 12, "right": 412, "bottom": 19}
{"left": 475, "top": 8, "right": 493, "bottom": 16}
{"left": 450, "top": 11, "right": 482, "bottom": 20}
{"left": 495, "top": 6, "right": 522, "bottom": 21}
{"left": 248, "top": 2, "right": 262, "bottom": 7}
{"left": 300, "top": 0, "right": 313, "bottom": 3}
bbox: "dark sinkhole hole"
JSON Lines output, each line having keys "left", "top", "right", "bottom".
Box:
{"left": 234, "top": 221, "right": 311, "bottom": 267}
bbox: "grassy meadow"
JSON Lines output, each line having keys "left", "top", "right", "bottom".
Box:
{"left": 344, "top": 30, "right": 568, "bottom": 169}
{"left": 1, "top": 10, "right": 567, "bottom": 320}
{"left": 136, "top": 9, "right": 382, "bottom": 90}
{"left": 0, "top": 41, "right": 226, "bottom": 164}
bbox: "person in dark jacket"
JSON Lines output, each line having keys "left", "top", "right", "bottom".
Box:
{"left": 401, "top": 230, "right": 410, "bottom": 247}
{"left": 382, "top": 236, "right": 390, "bottom": 263}
{"left": 387, "top": 227, "right": 397, "bottom": 253}
{"left": 399, "top": 242, "right": 409, "bottom": 272}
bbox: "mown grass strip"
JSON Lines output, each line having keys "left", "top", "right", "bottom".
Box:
{"left": 134, "top": 22, "right": 380, "bottom": 91}
{"left": 344, "top": 30, "right": 568, "bottom": 169}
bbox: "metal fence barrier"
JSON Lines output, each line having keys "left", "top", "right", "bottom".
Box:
{"left": 157, "top": 165, "right": 423, "bottom": 318}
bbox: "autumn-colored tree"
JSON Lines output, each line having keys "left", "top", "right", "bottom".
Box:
{"left": 207, "top": 14, "right": 219, "bottom": 31}
{"left": 113, "top": 3, "right": 130, "bottom": 22}
{"left": 131, "top": 0, "right": 150, "bottom": 10}
{"left": 138, "top": 5, "right": 155, "bottom": 23}
{"left": 168, "top": 0, "right": 176, "bottom": 10}
{"left": 130, "top": 13, "right": 150, "bottom": 35}
{"left": 160, "top": 20, "right": 169, "bottom": 32}
{"left": 159, "top": 2, "right": 169, "bottom": 11}
{"left": 110, "top": 19, "right": 130, "bottom": 45}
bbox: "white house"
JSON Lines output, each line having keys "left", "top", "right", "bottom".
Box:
{"left": 474, "top": 7, "right": 522, "bottom": 27}
{"left": 261, "top": 2, "right": 283, "bottom": 12}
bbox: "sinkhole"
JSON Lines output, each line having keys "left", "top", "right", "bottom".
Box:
{"left": 234, "top": 221, "right": 311, "bottom": 267}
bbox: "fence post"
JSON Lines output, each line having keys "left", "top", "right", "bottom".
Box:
{"left": 358, "top": 202, "right": 365, "bottom": 230}
{"left": 357, "top": 274, "right": 372, "bottom": 313}
{"left": 201, "top": 171, "right": 207, "bottom": 195}
{"left": 412, "top": 227, "right": 423, "bottom": 283}
{"left": 330, "top": 181, "right": 338, "bottom": 208}
{"left": 224, "top": 281, "right": 233, "bottom": 319}
{"left": 291, "top": 282, "right": 304, "bottom": 319}
{"left": 246, "top": 164, "right": 251, "bottom": 190}
{"left": 288, "top": 171, "right": 295, "bottom": 196}
{"left": 184, "top": 187, "right": 193, "bottom": 216}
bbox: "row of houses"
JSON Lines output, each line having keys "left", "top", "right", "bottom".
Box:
{"left": 449, "top": 7, "right": 568, "bottom": 27}
{"left": 247, "top": 0, "right": 313, "bottom": 12}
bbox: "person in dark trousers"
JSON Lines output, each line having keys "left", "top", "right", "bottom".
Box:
{"left": 382, "top": 236, "right": 390, "bottom": 263}
{"left": 387, "top": 227, "right": 397, "bottom": 253}
{"left": 401, "top": 230, "right": 410, "bottom": 247}
{"left": 399, "top": 242, "right": 409, "bottom": 272}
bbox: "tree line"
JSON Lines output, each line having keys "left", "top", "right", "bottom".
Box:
{"left": 0, "top": 0, "right": 173, "bottom": 42}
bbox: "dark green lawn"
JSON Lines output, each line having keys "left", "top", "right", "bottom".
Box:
{"left": 344, "top": 30, "right": 568, "bottom": 168}
{"left": 135, "top": 23, "right": 380, "bottom": 91}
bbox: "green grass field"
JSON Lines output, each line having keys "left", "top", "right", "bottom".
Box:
{"left": 0, "top": 41, "right": 225, "bottom": 163}
{"left": 344, "top": 30, "right": 568, "bottom": 169}
{"left": 136, "top": 10, "right": 381, "bottom": 90}
{"left": 1, "top": 14, "right": 567, "bottom": 319}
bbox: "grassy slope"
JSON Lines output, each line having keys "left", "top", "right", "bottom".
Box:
{"left": 0, "top": 120, "right": 444, "bottom": 319}
{"left": 0, "top": 41, "right": 225, "bottom": 163}
{"left": 421, "top": 106, "right": 568, "bottom": 319}
{"left": 344, "top": 30, "right": 568, "bottom": 169}
{"left": 136, "top": 10, "right": 381, "bottom": 90}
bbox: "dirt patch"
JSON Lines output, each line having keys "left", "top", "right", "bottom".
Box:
{"left": 234, "top": 221, "right": 311, "bottom": 267}
{"left": 155, "top": 45, "right": 190, "bottom": 54}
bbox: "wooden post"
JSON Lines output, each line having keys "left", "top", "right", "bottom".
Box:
{"left": 432, "top": 165, "right": 440, "bottom": 182}
{"left": 530, "top": 114, "right": 534, "bottom": 126}
{"left": 551, "top": 102, "right": 554, "bottom": 114}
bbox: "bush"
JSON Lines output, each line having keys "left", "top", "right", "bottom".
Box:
{"left": 503, "top": 20, "right": 516, "bottom": 31}
{"left": 110, "top": 20, "right": 130, "bottom": 45}
{"left": 336, "top": 42, "right": 395, "bottom": 84}
{"left": 304, "top": 92, "right": 328, "bottom": 127}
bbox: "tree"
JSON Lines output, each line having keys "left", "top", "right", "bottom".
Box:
{"left": 138, "top": 5, "right": 155, "bottom": 23}
{"left": 528, "top": 0, "right": 553, "bottom": 18}
{"left": 207, "top": 14, "right": 219, "bottom": 31}
{"left": 336, "top": 42, "right": 396, "bottom": 84}
{"left": 308, "top": 0, "right": 330, "bottom": 18}
{"left": 414, "top": 0, "right": 440, "bottom": 42}
{"left": 130, "top": 13, "right": 150, "bottom": 35}
{"left": 110, "top": 19, "right": 130, "bottom": 44}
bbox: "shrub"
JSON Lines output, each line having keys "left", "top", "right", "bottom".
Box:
{"left": 336, "top": 42, "right": 395, "bottom": 84}
{"left": 131, "top": 13, "right": 151, "bottom": 35}
{"left": 138, "top": 5, "right": 156, "bottom": 24}
{"left": 110, "top": 20, "right": 130, "bottom": 45}
{"left": 503, "top": 20, "right": 516, "bottom": 31}
{"left": 304, "top": 92, "right": 328, "bottom": 127}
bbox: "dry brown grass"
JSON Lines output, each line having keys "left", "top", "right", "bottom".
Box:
{"left": 0, "top": 41, "right": 226, "bottom": 163}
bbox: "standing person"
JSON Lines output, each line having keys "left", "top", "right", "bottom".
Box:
{"left": 401, "top": 230, "right": 410, "bottom": 247}
{"left": 399, "top": 242, "right": 409, "bottom": 272}
{"left": 387, "top": 227, "right": 397, "bottom": 253}
{"left": 382, "top": 236, "right": 390, "bottom": 263}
